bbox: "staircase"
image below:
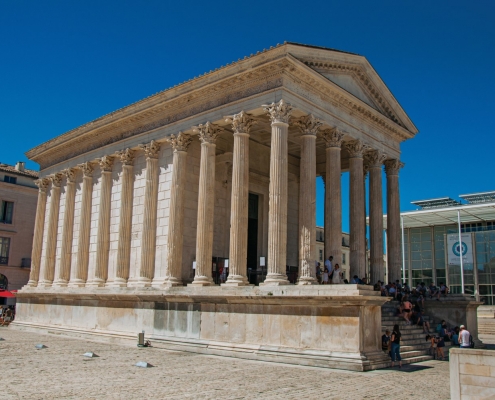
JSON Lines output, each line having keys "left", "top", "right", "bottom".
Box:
{"left": 381, "top": 301, "right": 452, "bottom": 366}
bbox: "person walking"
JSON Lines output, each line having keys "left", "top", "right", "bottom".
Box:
{"left": 332, "top": 263, "right": 342, "bottom": 284}
{"left": 390, "top": 324, "right": 402, "bottom": 368}
{"left": 459, "top": 325, "right": 471, "bottom": 348}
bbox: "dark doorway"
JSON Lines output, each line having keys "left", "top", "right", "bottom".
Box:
{"left": 247, "top": 193, "right": 259, "bottom": 285}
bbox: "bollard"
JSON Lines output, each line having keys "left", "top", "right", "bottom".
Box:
{"left": 138, "top": 332, "right": 144, "bottom": 347}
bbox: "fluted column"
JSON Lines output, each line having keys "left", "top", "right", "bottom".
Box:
{"left": 160, "top": 133, "right": 192, "bottom": 286}
{"left": 385, "top": 159, "right": 404, "bottom": 283}
{"left": 191, "top": 122, "right": 220, "bottom": 286}
{"left": 26, "top": 178, "right": 50, "bottom": 287}
{"left": 345, "top": 139, "right": 368, "bottom": 281}
{"left": 40, "top": 173, "right": 63, "bottom": 287}
{"left": 295, "top": 115, "right": 321, "bottom": 285}
{"left": 224, "top": 112, "right": 255, "bottom": 286}
{"left": 321, "top": 128, "right": 344, "bottom": 267}
{"left": 365, "top": 150, "right": 386, "bottom": 284}
{"left": 54, "top": 168, "right": 77, "bottom": 286}
{"left": 262, "top": 100, "right": 292, "bottom": 285}
{"left": 69, "top": 162, "right": 94, "bottom": 287}
{"left": 112, "top": 149, "right": 135, "bottom": 287}
{"left": 136, "top": 140, "right": 161, "bottom": 286}
{"left": 87, "top": 156, "right": 114, "bottom": 287}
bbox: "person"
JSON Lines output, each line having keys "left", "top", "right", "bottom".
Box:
{"left": 332, "top": 264, "right": 342, "bottom": 284}
{"left": 1, "top": 307, "right": 12, "bottom": 326}
{"left": 426, "top": 335, "right": 444, "bottom": 359}
{"left": 322, "top": 268, "right": 329, "bottom": 284}
{"left": 388, "top": 283, "right": 397, "bottom": 299}
{"left": 390, "top": 324, "right": 402, "bottom": 368}
{"left": 459, "top": 325, "right": 471, "bottom": 348}
{"left": 351, "top": 275, "right": 363, "bottom": 284}
{"left": 315, "top": 262, "right": 321, "bottom": 284}
{"left": 401, "top": 300, "right": 413, "bottom": 324}
{"left": 438, "top": 282, "right": 449, "bottom": 299}
{"left": 324, "top": 256, "right": 333, "bottom": 276}
{"left": 452, "top": 326, "right": 460, "bottom": 346}
{"left": 436, "top": 334, "right": 446, "bottom": 359}
{"left": 429, "top": 282, "right": 439, "bottom": 299}
{"left": 382, "top": 330, "right": 391, "bottom": 353}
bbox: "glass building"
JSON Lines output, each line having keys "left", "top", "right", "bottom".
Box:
{"left": 397, "top": 192, "right": 495, "bottom": 305}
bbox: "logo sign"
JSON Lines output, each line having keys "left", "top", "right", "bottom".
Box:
{"left": 447, "top": 234, "right": 473, "bottom": 265}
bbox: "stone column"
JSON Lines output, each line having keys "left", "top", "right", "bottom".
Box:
{"left": 224, "top": 112, "right": 255, "bottom": 286}
{"left": 26, "top": 178, "right": 50, "bottom": 287}
{"left": 40, "top": 173, "right": 63, "bottom": 287}
{"left": 365, "top": 150, "right": 386, "bottom": 284}
{"left": 113, "top": 149, "right": 135, "bottom": 287}
{"left": 161, "top": 132, "right": 192, "bottom": 286}
{"left": 190, "top": 122, "right": 220, "bottom": 286}
{"left": 385, "top": 159, "right": 404, "bottom": 283}
{"left": 321, "top": 128, "right": 344, "bottom": 267}
{"left": 262, "top": 99, "right": 292, "bottom": 285}
{"left": 69, "top": 162, "right": 94, "bottom": 287}
{"left": 345, "top": 139, "right": 368, "bottom": 281}
{"left": 363, "top": 163, "right": 369, "bottom": 279}
{"left": 295, "top": 115, "right": 321, "bottom": 285}
{"left": 54, "top": 168, "right": 77, "bottom": 286}
{"left": 88, "top": 156, "right": 114, "bottom": 287}
{"left": 136, "top": 140, "right": 161, "bottom": 287}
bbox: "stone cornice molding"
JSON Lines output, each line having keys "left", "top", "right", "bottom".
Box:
{"left": 364, "top": 150, "right": 387, "bottom": 169}
{"left": 78, "top": 162, "right": 94, "bottom": 177}
{"left": 224, "top": 111, "right": 256, "bottom": 134}
{"left": 262, "top": 99, "right": 292, "bottom": 124}
{"left": 139, "top": 140, "right": 161, "bottom": 159}
{"left": 344, "top": 139, "right": 369, "bottom": 158}
{"left": 294, "top": 114, "right": 322, "bottom": 136}
{"left": 193, "top": 122, "right": 221, "bottom": 144}
{"left": 49, "top": 173, "right": 64, "bottom": 187}
{"left": 97, "top": 155, "right": 114, "bottom": 172}
{"left": 384, "top": 159, "right": 404, "bottom": 176}
{"left": 35, "top": 178, "right": 50, "bottom": 192}
{"left": 62, "top": 168, "right": 77, "bottom": 183}
{"left": 116, "top": 148, "right": 135, "bottom": 166}
{"left": 320, "top": 127, "right": 344, "bottom": 148}
{"left": 169, "top": 132, "right": 192, "bottom": 152}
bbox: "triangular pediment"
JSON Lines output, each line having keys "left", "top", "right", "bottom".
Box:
{"left": 319, "top": 71, "right": 378, "bottom": 109}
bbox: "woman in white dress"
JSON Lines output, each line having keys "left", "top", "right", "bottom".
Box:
{"left": 332, "top": 263, "right": 342, "bottom": 284}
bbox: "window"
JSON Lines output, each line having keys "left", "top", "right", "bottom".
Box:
{"left": 0, "top": 237, "right": 10, "bottom": 265}
{"left": 0, "top": 201, "right": 14, "bottom": 224}
{"left": 319, "top": 249, "right": 323, "bottom": 261}
{"left": 342, "top": 253, "right": 346, "bottom": 265}
{"left": 3, "top": 175, "right": 17, "bottom": 184}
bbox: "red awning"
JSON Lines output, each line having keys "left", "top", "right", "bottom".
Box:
{"left": 0, "top": 290, "right": 16, "bottom": 298}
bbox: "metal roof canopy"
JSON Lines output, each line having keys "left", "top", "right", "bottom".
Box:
{"left": 380, "top": 201, "right": 495, "bottom": 229}
{"left": 459, "top": 191, "right": 495, "bottom": 204}
{"left": 410, "top": 197, "right": 461, "bottom": 209}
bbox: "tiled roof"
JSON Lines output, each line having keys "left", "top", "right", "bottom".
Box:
{"left": 0, "top": 164, "right": 39, "bottom": 179}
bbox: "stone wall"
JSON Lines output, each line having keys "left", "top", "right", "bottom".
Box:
{"left": 450, "top": 348, "right": 495, "bottom": 399}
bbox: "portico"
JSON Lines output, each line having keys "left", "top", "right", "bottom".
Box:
{"left": 14, "top": 43, "right": 418, "bottom": 370}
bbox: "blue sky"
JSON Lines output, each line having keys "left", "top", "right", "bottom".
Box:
{"left": 1, "top": 1, "right": 494, "bottom": 231}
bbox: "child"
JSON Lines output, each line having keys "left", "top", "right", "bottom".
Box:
{"left": 322, "top": 268, "right": 329, "bottom": 285}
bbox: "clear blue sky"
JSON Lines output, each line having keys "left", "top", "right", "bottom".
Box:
{"left": 1, "top": 1, "right": 494, "bottom": 231}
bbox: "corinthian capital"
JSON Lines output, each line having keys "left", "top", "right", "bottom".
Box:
{"left": 97, "top": 155, "right": 114, "bottom": 172}
{"left": 49, "top": 173, "right": 64, "bottom": 187}
{"left": 139, "top": 140, "right": 161, "bottom": 159}
{"left": 262, "top": 99, "right": 292, "bottom": 124}
{"left": 294, "top": 114, "right": 322, "bottom": 136}
{"left": 384, "top": 159, "right": 404, "bottom": 176}
{"left": 344, "top": 139, "right": 369, "bottom": 158}
{"left": 35, "top": 178, "right": 50, "bottom": 192}
{"left": 364, "top": 150, "right": 387, "bottom": 168}
{"left": 78, "top": 162, "right": 94, "bottom": 177}
{"left": 224, "top": 111, "right": 256, "bottom": 134}
{"left": 116, "top": 148, "right": 135, "bottom": 165}
{"left": 193, "top": 122, "right": 221, "bottom": 144}
{"left": 169, "top": 132, "right": 192, "bottom": 152}
{"left": 62, "top": 168, "right": 77, "bottom": 183}
{"left": 320, "top": 128, "right": 344, "bottom": 148}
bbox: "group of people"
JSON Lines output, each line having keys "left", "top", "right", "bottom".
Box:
{"left": 316, "top": 256, "right": 344, "bottom": 284}
{"left": 375, "top": 280, "right": 450, "bottom": 302}
{"left": 0, "top": 306, "right": 14, "bottom": 326}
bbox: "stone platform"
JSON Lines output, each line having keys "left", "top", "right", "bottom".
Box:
{"left": 11, "top": 284, "right": 390, "bottom": 371}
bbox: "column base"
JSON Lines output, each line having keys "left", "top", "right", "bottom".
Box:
{"left": 52, "top": 279, "right": 69, "bottom": 287}
{"left": 25, "top": 280, "right": 38, "bottom": 288}
{"left": 297, "top": 277, "right": 318, "bottom": 285}
{"left": 68, "top": 279, "right": 87, "bottom": 288}
{"left": 38, "top": 280, "right": 53, "bottom": 288}
{"left": 152, "top": 277, "right": 183, "bottom": 287}
{"left": 128, "top": 277, "right": 152, "bottom": 288}
{"left": 188, "top": 276, "right": 214, "bottom": 287}
{"left": 86, "top": 278, "right": 106, "bottom": 288}
{"left": 106, "top": 278, "right": 128, "bottom": 287}
{"left": 260, "top": 274, "right": 290, "bottom": 286}
{"left": 222, "top": 275, "right": 250, "bottom": 287}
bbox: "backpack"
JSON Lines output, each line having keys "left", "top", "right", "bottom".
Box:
{"left": 469, "top": 335, "right": 475, "bottom": 349}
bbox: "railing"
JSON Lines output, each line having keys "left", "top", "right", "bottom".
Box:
{"left": 0, "top": 256, "right": 8, "bottom": 265}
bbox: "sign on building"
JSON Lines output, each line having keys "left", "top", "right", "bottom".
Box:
{"left": 447, "top": 233, "right": 473, "bottom": 265}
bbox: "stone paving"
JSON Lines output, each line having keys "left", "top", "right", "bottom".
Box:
{"left": 0, "top": 328, "right": 451, "bottom": 399}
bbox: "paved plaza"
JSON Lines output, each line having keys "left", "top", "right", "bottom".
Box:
{"left": 1, "top": 328, "right": 451, "bottom": 399}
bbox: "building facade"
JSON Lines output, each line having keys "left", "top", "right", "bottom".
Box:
{"left": 0, "top": 162, "right": 38, "bottom": 290}
{"left": 315, "top": 227, "right": 350, "bottom": 280}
